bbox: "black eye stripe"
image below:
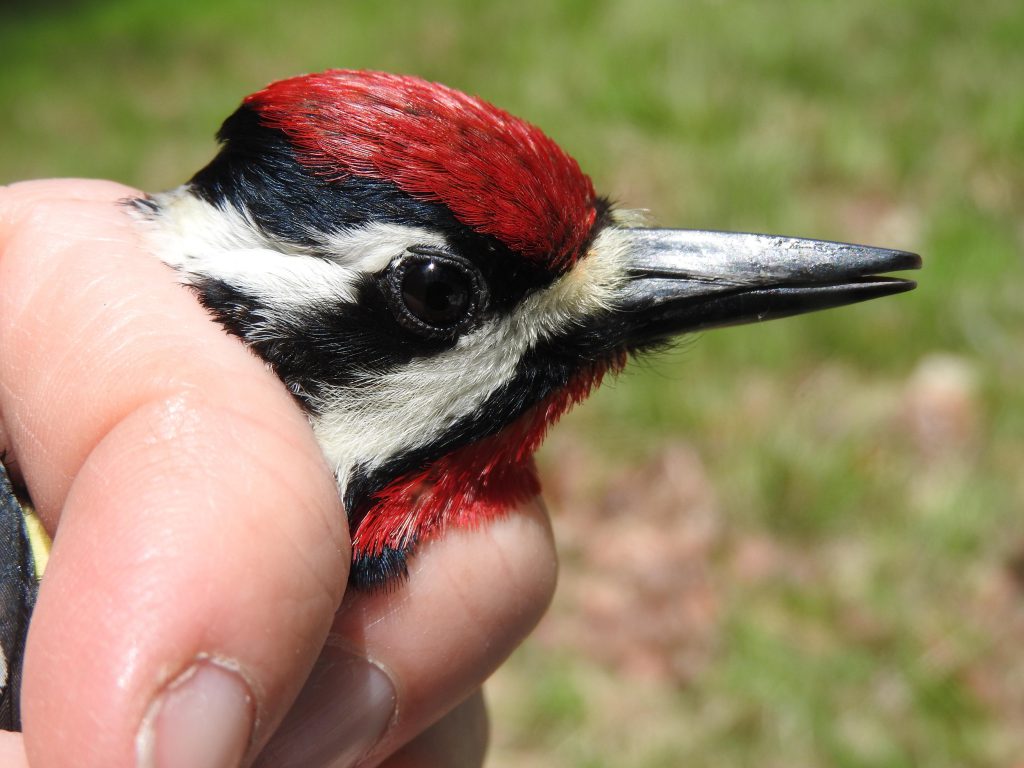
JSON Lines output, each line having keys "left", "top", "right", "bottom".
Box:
{"left": 384, "top": 248, "right": 488, "bottom": 339}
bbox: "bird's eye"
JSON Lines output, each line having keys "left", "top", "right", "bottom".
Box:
{"left": 402, "top": 260, "right": 470, "bottom": 326}
{"left": 386, "top": 248, "right": 487, "bottom": 338}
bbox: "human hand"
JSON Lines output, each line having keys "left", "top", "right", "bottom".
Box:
{"left": 0, "top": 179, "right": 557, "bottom": 767}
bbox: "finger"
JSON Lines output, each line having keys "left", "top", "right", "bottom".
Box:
{"left": 0, "top": 731, "right": 29, "bottom": 768}
{"left": 255, "top": 498, "right": 556, "bottom": 767}
{"left": 379, "top": 689, "right": 488, "bottom": 768}
{"left": 0, "top": 180, "right": 348, "bottom": 766}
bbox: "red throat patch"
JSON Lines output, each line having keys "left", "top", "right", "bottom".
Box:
{"left": 246, "top": 70, "right": 598, "bottom": 270}
{"left": 350, "top": 356, "right": 626, "bottom": 563}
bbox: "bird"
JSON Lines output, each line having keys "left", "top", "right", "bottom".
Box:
{"left": 0, "top": 69, "right": 920, "bottom": 727}
{"left": 132, "top": 69, "right": 919, "bottom": 586}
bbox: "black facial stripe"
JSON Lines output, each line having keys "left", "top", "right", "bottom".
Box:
{"left": 189, "top": 273, "right": 462, "bottom": 406}
{"left": 190, "top": 272, "right": 621, "bottom": 414}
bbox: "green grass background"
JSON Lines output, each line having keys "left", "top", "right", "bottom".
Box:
{"left": 2, "top": 1, "right": 1022, "bottom": 765}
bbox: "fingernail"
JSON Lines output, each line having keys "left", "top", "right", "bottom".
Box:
{"left": 254, "top": 638, "right": 396, "bottom": 768}
{"left": 137, "top": 658, "right": 255, "bottom": 768}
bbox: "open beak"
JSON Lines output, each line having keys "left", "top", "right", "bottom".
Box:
{"left": 616, "top": 228, "right": 921, "bottom": 344}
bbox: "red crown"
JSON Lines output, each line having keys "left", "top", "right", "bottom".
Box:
{"left": 246, "top": 70, "right": 598, "bottom": 270}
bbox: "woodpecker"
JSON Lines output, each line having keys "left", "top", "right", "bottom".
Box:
{"left": 132, "top": 69, "right": 920, "bottom": 586}
{"left": 0, "top": 69, "right": 919, "bottom": 727}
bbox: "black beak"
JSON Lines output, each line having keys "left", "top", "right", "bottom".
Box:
{"left": 616, "top": 228, "right": 921, "bottom": 344}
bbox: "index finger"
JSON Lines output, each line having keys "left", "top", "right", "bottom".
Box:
{"left": 0, "top": 180, "right": 348, "bottom": 766}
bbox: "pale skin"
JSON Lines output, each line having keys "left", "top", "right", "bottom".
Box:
{"left": 0, "top": 180, "right": 558, "bottom": 767}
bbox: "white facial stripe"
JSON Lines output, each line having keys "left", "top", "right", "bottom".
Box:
{"left": 143, "top": 189, "right": 274, "bottom": 268}
{"left": 313, "top": 313, "right": 531, "bottom": 488}
{"left": 141, "top": 188, "right": 449, "bottom": 313}
{"left": 313, "top": 227, "right": 634, "bottom": 484}
{"left": 190, "top": 247, "right": 363, "bottom": 306}
{"left": 320, "top": 223, "right": 449, "bottom": 273}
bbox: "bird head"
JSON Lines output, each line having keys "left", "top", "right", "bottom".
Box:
{"left": 134, "top": 70, "right": 920, "bottom": 588}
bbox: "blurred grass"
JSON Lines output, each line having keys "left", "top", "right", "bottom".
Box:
{"left": 2, "top": 1, "right": 1022, "bottom": 765}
